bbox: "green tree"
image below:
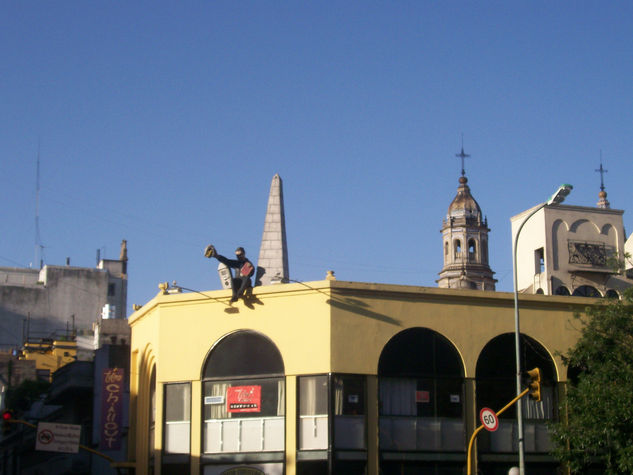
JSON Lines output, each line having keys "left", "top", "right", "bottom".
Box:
{"left": 6, "top": 379, "right": 50, "bottom": 413}
{"left": 550, "top": 288, "right": 633, "bottom": 474}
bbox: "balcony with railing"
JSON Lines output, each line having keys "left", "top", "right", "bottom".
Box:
{"left": 478, "top": 420, "right": 551, "bottom": 453}
{"left": 379, "top": 416, "right": 464, "bottom": 452}
{"left": 204, "top": 416, "right": 284, "bottom": 453}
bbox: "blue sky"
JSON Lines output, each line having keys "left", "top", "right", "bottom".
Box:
{"left": 2, "top": 2, "right": 632, "bottom": 313}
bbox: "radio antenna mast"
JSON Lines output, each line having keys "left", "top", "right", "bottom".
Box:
{"left": 34, "top": 142, "right": 45, "bottom": 269}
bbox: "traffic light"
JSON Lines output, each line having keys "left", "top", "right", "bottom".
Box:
{"left": 526, "top": 367, "right": 542, "bottom": 402}
{"left": 2, "top": 410, "right": 14, "bottom": 434}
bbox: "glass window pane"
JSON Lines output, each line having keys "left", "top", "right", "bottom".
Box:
{"left": 333, "top": 375, "right": 365, "bottom": 416}
{"left": 164, "top": 383, "right": 191, "bottom": 454}
{"left": 203, "top": 378, "right": 285, "bottom": 420}
{"left": 202, "top": 377, "right": 285, "bottom": 454}
{"left": 203, "top": 331, "right": 284, "bottom": 378}
{"left": 299, "top": 376, "right": 328, "bottom": 415}
{"left": 435, "top": 379, "right": 463, "bottom": 418}
{"left": 380, "top": 377, "right": 462, "bottom": 418}
{"left": 298, "top": 375, "right": 328, "bottom": 450}
{"left": 165, "top": 383, "right": 191, "bottom": 422}
{"left": 380, "top": 378, "right": 417, "bottom": 416}
{"left": 334, "top": 375, "right": 366, "bottom": 450}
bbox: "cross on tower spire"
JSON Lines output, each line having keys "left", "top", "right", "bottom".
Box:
{"left": 595, "top": 151, "right": 610, "bottom": 209}
{"left": 595, "top": 151, "right": 608, "bottom": 192}
{"left": 455, "top": 134, "right": 470, "bottom": 177}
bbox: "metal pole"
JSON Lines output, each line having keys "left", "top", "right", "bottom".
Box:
{"left": 512, "top": 203, "right": 546, "bottom": 475}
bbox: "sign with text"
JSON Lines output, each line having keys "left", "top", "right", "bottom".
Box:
{"left": 36, "top": 422, "right": 81, "bottom": 453}
{"left": 227, "top": 385, "right": 261, "bottom": 413}
{"left": 100, "top": 367, "right": 124, "bottom": 450}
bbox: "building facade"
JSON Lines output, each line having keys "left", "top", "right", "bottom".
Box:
{"left": 511, "top": 203, "right": 631, "bottom": 297}
{"left": 0, "top": 241, "right": 128, "bottom": 350}
{"left": 128, "top": 278, "right": 587, "bottom": 475}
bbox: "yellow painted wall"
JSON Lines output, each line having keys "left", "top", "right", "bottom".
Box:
{"left": 327, "top": 283, "right": 584, "bottom": 379}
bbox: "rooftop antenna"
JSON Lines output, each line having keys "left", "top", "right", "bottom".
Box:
{"left": 34, "top": 141, "right": 45, "bottom": 269}
{"left": 455, "top": 133, "right": 470, "bottom": 177}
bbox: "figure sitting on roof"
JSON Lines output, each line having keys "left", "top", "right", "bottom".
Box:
{"left": 204, "top": 245, "right": 254, "bottom": 302}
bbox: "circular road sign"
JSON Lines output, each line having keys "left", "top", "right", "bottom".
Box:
{"left": 479, "top": 407, "right": 499, "bottom": 432}
{"left": 38, "top": 429, "right": 54, "bottom": 445}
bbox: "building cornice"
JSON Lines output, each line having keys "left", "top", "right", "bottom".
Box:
{"left": 129, "top": 279, "right": 596, "bottom": 326}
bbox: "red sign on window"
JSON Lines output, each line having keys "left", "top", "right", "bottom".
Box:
{"left": 416, "top": 390, "right": 430, "bottom": 403}
{"left": 227, "top": 385, "right": 262, "bottom": 413}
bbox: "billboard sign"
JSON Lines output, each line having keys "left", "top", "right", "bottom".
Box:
{"left": 99, "top": 367, "right": 124, "bottom": 450}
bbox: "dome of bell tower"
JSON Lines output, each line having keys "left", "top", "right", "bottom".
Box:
{"left": 447, "top": 176, "right": 483, "bottom": 223}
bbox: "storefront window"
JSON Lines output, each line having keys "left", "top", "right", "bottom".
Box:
{"left": 164, "top": 383, "right": 191, "bottom": 454}
{"left": 333, "top": 375, "right": 366, "bottom": 449}
{"left": 299, "top": 375, "right": 328, "bottom": 450}
{"left": 476, "top": 333, "right": 557, "bottom": 454}
{"left": 201, "top": 330, "right": 286, "bottom": 467}
{"left": 298, "top": 374, "right": 366, "bottom": 451}
{"left": 378, "top": 328, "right": 465, "bottom": 453}
{"left": 203, "top": 377, "right": 285, "bottom": 453}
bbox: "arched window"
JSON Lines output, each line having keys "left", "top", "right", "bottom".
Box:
{"left": 555, "top": 286, "right": 570, "bottom": 296}
{"left": 378, "top": 328, "right": 465, "bottom": 457}
{"left": 454, "top": 240, "right": 462, "bottom": 259}
{"left": 572, "top": 286, "right": 601, "bottom": 298}
{"left": 444, "top": 241, "right": 449, "bottom": 256}
{"left": 476, "top": 334, "right": 557, "bottom": 454}
{"left": 468, "top": 239, "right": 476, "bottom": 259}
{"left": 605, "top": 289, "right": 619, "bottom": 299}
{"left": 202, "top": 331, "right": 285, "bottom": 458}
{"left": 202, "top": 331, "right": 284, "bottom": 379}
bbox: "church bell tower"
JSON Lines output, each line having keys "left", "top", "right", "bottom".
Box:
{"left": 437, "top": 143, "right": 496, "bottom": 290}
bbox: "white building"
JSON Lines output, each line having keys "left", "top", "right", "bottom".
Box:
{"left": 0, "top": 241, "right": 128, "bottom": 349}
{"left": 511, "top": 190, "right": 631, "bottom": 297}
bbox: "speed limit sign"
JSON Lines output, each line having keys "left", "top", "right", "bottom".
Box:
{"left": 479, "top": 407, "right": 499, "bottom": 432}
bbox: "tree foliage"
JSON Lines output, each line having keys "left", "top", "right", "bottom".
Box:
{"left": 6, "top": 378, "right": 50, "bottom": 413}
{"left": 550, "top": 288, "right": 633, "bottom": 474}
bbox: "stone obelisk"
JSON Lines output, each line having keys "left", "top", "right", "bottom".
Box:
{"left": 256, "top": 174, "right": 289, "bottom": 285}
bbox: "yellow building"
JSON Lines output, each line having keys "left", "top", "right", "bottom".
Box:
{"left": 128, "top": 277, "right": 588, "bottom": 475}
{"left": 18, "top": 339, "right": 77, "bottom": 381}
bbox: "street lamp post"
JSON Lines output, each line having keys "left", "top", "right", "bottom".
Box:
{"left": 512, "top": 184, "right": 572, "bottom": 475}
